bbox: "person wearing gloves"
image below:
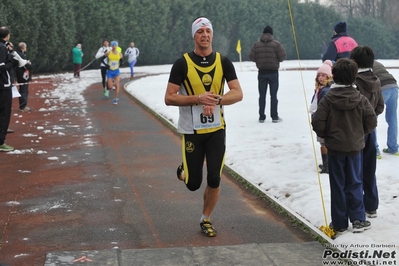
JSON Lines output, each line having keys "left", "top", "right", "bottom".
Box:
{"left": 124, "top": 42, "right": 139, "bottom": 80}
{"left": 309, "top": 60, "right": 333, "bottom": 174}
{"left": 322, "top": 22, "right": 358, "bottom": 63}
{"left": 0, "top": 27, "right": 26, "bottom": 151}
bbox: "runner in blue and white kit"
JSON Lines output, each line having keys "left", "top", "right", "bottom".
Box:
{"left": 124, "top": 42, "right": 139, "bottom": 80}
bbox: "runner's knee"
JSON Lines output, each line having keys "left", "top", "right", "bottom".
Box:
{"left": 186, "top": 182, "right": 201, "bottom": 191}
{"left": 207, "top": 176, "right": 221, "bottom": 188}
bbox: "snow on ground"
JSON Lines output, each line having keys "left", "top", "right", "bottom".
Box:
{"left": 7, "top": 59, "right": 399, "bottom": 263}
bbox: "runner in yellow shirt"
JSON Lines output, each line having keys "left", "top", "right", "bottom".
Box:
{"left": 105, "top": 41, "right": 123, "bottom": 105}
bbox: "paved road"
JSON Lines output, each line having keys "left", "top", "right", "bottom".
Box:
{"left": 0, "top": 76, "right": 325, "bottom": 266}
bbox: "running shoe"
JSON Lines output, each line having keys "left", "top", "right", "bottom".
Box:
{"left": 0, "top": 144, "right": 15, "bottom": 152}
{"left": 113, "top": 98, "right": 118, "bottom": 105}
{"left": 200, "top": 218, "right": 217, "bottom": 237}
{"left": 103, "top": 89, "right": 109, "bottom": 97}
{"left": 176, "top": 163, "right": 184, "bottom": 181}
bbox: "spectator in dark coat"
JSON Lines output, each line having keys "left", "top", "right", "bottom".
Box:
{"left": 249, "top": 25, "right": 286, "bottom": 123}
{"left": 0, "top": 27, "right": 19, "bottom": 151}
{"left": 372, "top": 61, "right": 398, "bottom": 157}
{"left": 322, "top": 22, "right": 358, "bottom": 63}
{"left": 350, "top": 46, "right": 384, "bottom": 219}
{"left": 15, "top": 42, "right": 32, "bottom": 112}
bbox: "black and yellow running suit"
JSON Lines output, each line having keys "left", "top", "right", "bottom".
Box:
{"left": 168, "top": 51, "right": 237, "bottom": 190}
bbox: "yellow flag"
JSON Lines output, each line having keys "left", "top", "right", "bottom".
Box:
{"left": 236, "top": 40, "right": 241, "bottom": 54}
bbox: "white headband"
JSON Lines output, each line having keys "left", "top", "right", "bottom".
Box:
{"left": 191, "top": 17, "right": 213, "bottom": 38}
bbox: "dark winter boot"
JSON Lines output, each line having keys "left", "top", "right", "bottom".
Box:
{"left": 319, "top": 154, "right": 329, "bottom": 174}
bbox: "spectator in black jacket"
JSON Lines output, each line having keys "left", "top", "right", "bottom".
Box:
{"left": 0, "top": 27, "right": 19, "bottom": 151}
{"left": 15, "top": 42, "right": 32, "bottom": 112}
{"left": 249, "top": 25, "right": 286, "bottom": 123}
{"left": 322, "top": 22, "right": 358, "bottom": 63}
{"left": 350, "top": 46, "right": 384, "bottom": 219}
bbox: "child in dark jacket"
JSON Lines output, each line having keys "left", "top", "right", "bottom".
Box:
{"left": 312, "top": 58, "right": 377, "bottom": 235}
{"left": 309, "top": 60, "right": 333, "bottom": 174}
{"left": 350, "top": 46, "right": 384, "bottom": 219}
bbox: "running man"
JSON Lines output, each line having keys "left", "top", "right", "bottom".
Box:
{"left": 164, "top": 17, "right": 243, "bottom": 237}
{"left": 105, "top": 41, "right": 123, "bottom": 105}
{"left": 125, "top": 42, "right": 139, "bottom": 79}
{"left": 95, "top": 39, "right": 111, "bottom": 92}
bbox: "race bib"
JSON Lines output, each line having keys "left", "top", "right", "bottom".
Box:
{"left": 109, "top": 60, "right": 119, "bottom": 69}
{"left": 192, "top": 105, "right": 221, "bottom": 130}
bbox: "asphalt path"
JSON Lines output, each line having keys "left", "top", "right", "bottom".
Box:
{"left": 0, "top": 76, "right": 315, "bottom": 266}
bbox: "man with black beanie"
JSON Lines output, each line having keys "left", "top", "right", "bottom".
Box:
{"left": 322, "top": 21, "right": 358, "bottom": 62}
{"left": 249, "top": 25, "right": 286, "bottom": 123}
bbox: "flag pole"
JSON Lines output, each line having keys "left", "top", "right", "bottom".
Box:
{"left": 239, "top": 50, "right": 242, "bottom": 71}
{"left": 236, "top": 39, "right": 242, "bottom": 71}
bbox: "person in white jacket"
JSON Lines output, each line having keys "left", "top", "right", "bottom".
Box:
{"left": 95, "top": 39, "right": 111, "bottom": 90}
{"left": 124, "top": 42, "right": 139, "bottom": 79}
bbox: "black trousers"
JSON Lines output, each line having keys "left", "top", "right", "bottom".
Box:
{"left": 100, "top": 67, "right": 107, "bottom": 88}
{"left": 0, "top": 88, "right": 12, "bottom": 145}
{"left": 18, "top": 83, "right": 29, "bottom": 110}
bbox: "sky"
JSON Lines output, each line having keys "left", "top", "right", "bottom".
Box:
{"left": 8, "top": 59, "right": 399, "bottom": 264}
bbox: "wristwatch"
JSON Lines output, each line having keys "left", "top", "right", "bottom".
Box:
{"left": 217, "top": 96, "right": 222, "bottom": 105}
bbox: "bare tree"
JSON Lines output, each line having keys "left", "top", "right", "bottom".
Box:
{"left": 328, "top": 0, "right": 399, "bottom": 29}
{"left": 382, "top": 0, "right": 399, "bottom": 27}
{"left": 328, "top": 0, "right": 357, "bottom": 17}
